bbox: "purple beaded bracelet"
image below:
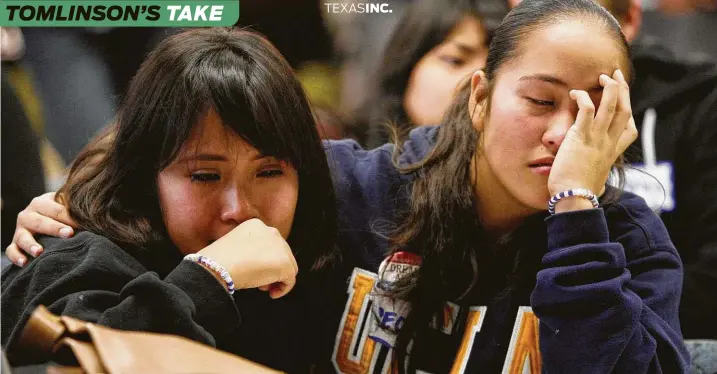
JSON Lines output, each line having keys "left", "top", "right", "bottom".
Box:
{"left": 184, "top": 254, "right": 235, "bottom": 295}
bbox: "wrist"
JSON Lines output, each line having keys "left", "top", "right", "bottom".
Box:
{"left": 184, "top": 254, "right": 235, "bottom": 294}
{"left": 548, "top": 188, "right": 599, "bottom": 214}
{"left": 195, "top": 261, "right": 231, "bottom": 292}
{"left": 553, "top": 196, "right": 595, "bottom": 214}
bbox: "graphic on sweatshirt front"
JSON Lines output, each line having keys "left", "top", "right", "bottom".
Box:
{"left": 332, "top": 266, "right": 542, "bottom": 374}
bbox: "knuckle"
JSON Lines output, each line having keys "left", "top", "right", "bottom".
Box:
{"left": 17, "top": 207, "right": 31, "bottom": 221}
{"left": 29, "top": 213, "right": 44, "bottom": 230}
{"left": 52, "top": 203, "right": 65, "bottom": 217}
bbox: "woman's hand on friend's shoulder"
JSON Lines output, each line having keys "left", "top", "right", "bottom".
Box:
{"left": 6, "top": 192, "right": 77, "bottom": 266}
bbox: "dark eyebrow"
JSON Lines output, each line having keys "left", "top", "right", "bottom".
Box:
{"left": 177, "top": 152, "right": 271, "bottom": 164}
{"left": 519, "top": 74, "right": 603, "bottom": 93}
{"left": 178, "top": 153, "right": 238, "bottom": 165}
{"left": 177, "top": 153, "right": 228, "bottom": 163}
{"left": 519, "top": 74, "right": 568, "bottom": 87}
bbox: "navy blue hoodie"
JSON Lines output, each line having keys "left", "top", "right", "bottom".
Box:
{"left": 323, "top": 126, "right": 690, "bottom": 373}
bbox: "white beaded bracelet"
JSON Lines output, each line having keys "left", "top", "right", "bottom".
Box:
{"left": 548, "top": 188, "right": 599, "bottom": 215}
{"left": 184, "top": 254, "right": 235, "bottom": 295}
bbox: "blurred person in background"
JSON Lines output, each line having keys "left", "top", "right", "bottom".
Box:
{"left": 356, "top": 0, "right": 510, "bottom": 147}
{"left": 326, "top": 0, "right": 411, "bottom": 126}
{"left": 641, "top": 0, "right": 717, "bottom": 61}
{"left": 21, "top": 28, "right": 169, "bottom": 163}
{"left": 658, "top": 0, "right": 717, "bottom": 13}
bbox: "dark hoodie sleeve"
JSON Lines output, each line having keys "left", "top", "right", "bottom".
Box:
{"left": 678, "top": 84, "right": 717, "bottom": 338}
{"left": 324, "top": 139, "right": 407, "bottom": 270}
{"left": 324, "top": 126, "right": 437, "bottom": 272}
{"left": 531, "top": 195, "right": 690, "bottom": 373}
{"left": 1, "top": 234, "right": 240, "bottom": 366}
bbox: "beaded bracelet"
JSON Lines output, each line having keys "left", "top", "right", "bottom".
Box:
{"left": 184, "top": 254, "right": 235, "bottom": 295}
{"left": 548, "top": 188, "right": 599, "bottom": 215}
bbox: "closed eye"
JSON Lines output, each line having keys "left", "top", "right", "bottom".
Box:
{"left": 258, "top": 169, "right": 284, "bottom": 178}
{"left": 190, "top": 173, "right": 220, "bottom": 183}
{"left": 527, "top": 98, "right": 555, "bottom": 107}
{"left": 440, "top": 55, "right": 464, "bottom": 66}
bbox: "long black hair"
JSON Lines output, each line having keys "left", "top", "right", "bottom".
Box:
{"left": 387, "top": 0, "right": 632, "bottom": 371}
{"left": 59, "top": 28, "right": 338, "bottom": 272}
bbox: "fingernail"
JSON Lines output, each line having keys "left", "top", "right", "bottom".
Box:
{"left": 599, "top": 74, "right": 608, "bottom": 84}
{"left": 615, "top": 69, "right": 624, "bottom": 80}
{"left": 30, "top": 245, "right": 42, "bottom": 256}
{"left": 17, "top": 258, "right": 26, "bottom": 267}
{"left": 59, "top": 227, "right": 73, "bottom": 238}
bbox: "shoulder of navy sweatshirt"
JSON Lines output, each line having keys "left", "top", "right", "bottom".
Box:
{"left": 324, "top": 126, "right": 437, "bottom": 271}
{"left": 324, "top": 125, "right": 690, "bottom": 373}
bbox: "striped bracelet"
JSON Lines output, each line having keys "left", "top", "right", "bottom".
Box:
{"left": 184, "top": 254, "right": 235, "bottom": 295}
{"left": 548, "top": 188, "right": 599, "bottom": 215}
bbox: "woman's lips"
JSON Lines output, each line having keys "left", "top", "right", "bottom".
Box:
{"left": 529, "top": 165, "right": 552, "bottom": 176}
{"left": 528, "top": 157, "right": 554, "bottom": 176}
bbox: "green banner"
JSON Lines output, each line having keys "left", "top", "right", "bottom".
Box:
{"left": 0, "top": 1, "right": 239, "bottom": 26}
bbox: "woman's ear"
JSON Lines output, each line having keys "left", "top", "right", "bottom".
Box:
{"left": 468, "top": 70, "right": 489, "bottom": 130}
